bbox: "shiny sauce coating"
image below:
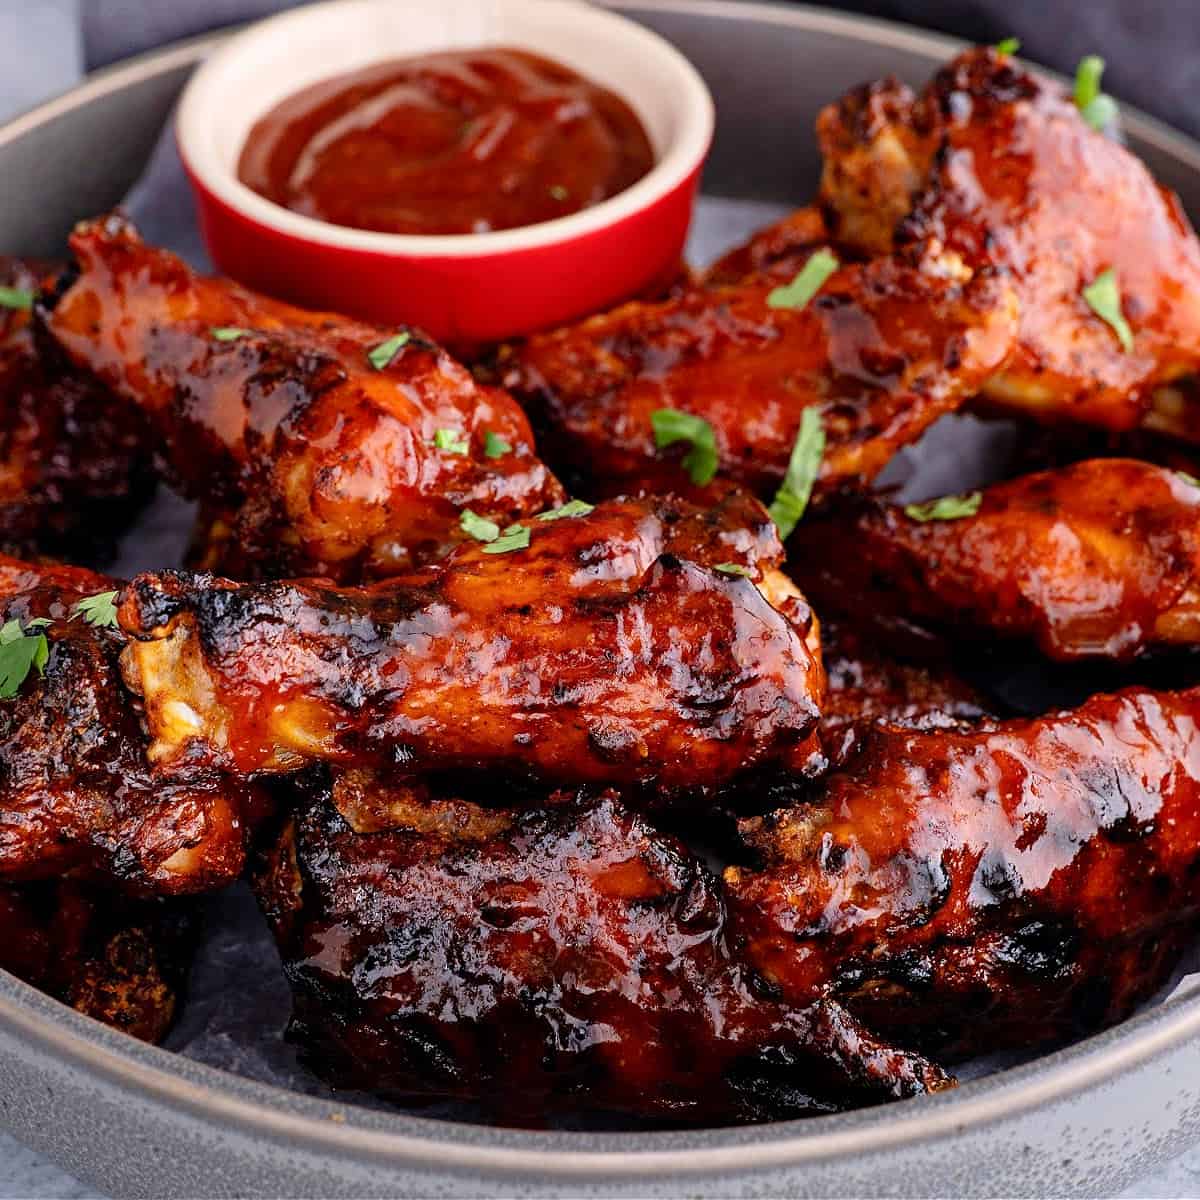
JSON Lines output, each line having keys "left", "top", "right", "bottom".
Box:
{"left": 237, "top": 47, "right": 655, "bottom": 236}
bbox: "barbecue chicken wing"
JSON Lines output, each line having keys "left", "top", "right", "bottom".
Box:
{"left": 502, "top": 251, "right": 1016, "bottom": 502}
{"left": 791, "top": 459, "right": 1200, "bottom": 661}
{"left": 0, "top": 556, "right": 265, "bottom": 894}
{"left": 118, "top": 494, "right": 824, "bottom": 800}
{"left": 255, "top": 782, "right": 951, "bottom": 1123}
{"left": 726, "top": 685, "right": 1200, "bottom": 1059}
{"left": 44, "top": 215, "right": 563, "bottom": 582}
{"left": 0, "top": 880, "right": 192, "bottom": 1043}
{"left": 701, "top": 206, "right": 837, "bottom": 288}
{"left": 0, "top": 257, "right": 152, "bottom": 563}
{"left": 819, "top": 48, "right": 1200, "bottom": 437}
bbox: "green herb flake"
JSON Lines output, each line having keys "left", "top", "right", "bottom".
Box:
{"left": 549, "top": 184, "right": 569, "bottom": 201}
{"left": 1074, "top": 55, "right": 1118, "bottom": 130}
{"left": 766, "top": 248, "right": 840, "bottom": 311}
{"left": 651, "top": 409, "right": 719, "bottom": 486}
{"left": 714, "top": 562, "right": 752, "bottom": 577}
{"left": 367, "top": 331, "right": 412, "bottom": 371}
{"left": 1082, "top": 268, "right": 1134, "bottom": 352}
{"left": 460, "top": 509, "right": 501, "bottom": 542}
{"left": 483, "top": 431, "right": 512, "bottom": 459}
{"left": 433, "top": 428, "right": 470, "bottom": 455}
{"left": 904, "top": 491, "right": 983, "bottom": 522}
{"left": 994, "top": 37, "right": 1020, "bottom": 56}
{"left": 537, "top": 499, "right": 596, "bottom": 522}
{"left": 1178, "top": 470, "right": 1200, "bottom": 488}
{"left": 767, "top": 408, "right": 826, "bottom": 540}
{"left": 0, "top": 618, "right": 49, "bottom": 699}
{"left": 210, "top": 326, "right": 254, "bottom": 342}
{"left": 482, "top": 523, "right": 531, "bottom": 554}
{"left": 70, "top": 590, "right": 120, "bottom": 628}
{"left": 0, "top": 286, "right": 34, "bottom": 311}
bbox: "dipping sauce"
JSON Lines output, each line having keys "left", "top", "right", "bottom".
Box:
{"left": 237, "top": 47, "right": 656, "bottom": 236}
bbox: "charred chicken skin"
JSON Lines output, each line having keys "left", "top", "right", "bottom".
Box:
{"left": 819, "top": 48, "right": 1200, "bottom": 437}
{"left": 0, "top": 879, "right": 192, "bottom": 1043}
{"left": 44, "top": 214, "right": 563, "bottom": 582}
{"left": 0, "top": 257, "right": 152, "bottom": 563}
{"left": 256, "top": 783, "right": 952, "bottom": 1123}
{"left": 0, "top": 555, "right": 264, "bottom": 895}
{"left": 791, "top": 459, "right": 1200, "bottom": 662}
{"left": 502, "top": 250, "right": 1016, "bottom": 502}
{"left": 117, "top": 494, "right": 824, "bottom": 799}
{"left": 726, "top": 686, "right": 1200, "bottom": 1059}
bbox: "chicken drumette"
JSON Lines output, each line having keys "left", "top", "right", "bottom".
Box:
{"left": 117, "top": 494, "right": 824, "bottom": 801}
{"left": 44, "top": 215, "right": 563, "bottom": 582}
{"left": 791, "top": 459, "right": 1200, "bottom": 662}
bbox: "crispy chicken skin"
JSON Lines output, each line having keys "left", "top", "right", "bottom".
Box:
{"left": 819, "top": 49, "right": 1200, "bottom": 436}
{"left": 791, "top": 459, "right": 1200, "bottom": 662}
{"left": 0, "top": 880, "right": 192, "bottom": 1043}
{"left": 0, "top": 555, "right": 265, "bottom": 895}
{"left": 255, "top": 784, "right": 951, "bottom": 1122}
{"left": 726, "top": 687, "right": 1200, "bottom": 1059}
{"left": 117, "top": 494, "right": 824, "bottom": 798}
{"left": 44, "top": 215, "right": 563, "bottom": 582}
{"left": 701, "top": 206, "right": 838, "bottom": 288}
{"left": 502, "top": 253, "right": 1017, "bottom": 502}
{"left": 0, "top": 257, "right": 152, "bottom": 563}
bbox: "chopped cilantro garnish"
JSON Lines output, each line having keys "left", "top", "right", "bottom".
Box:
{"left": 537, "top": 499, "right": 595, "bottom": 521}
{"left": 1074, "top": 55, "right": 1118, "bottom": 130}
{"left": 1178, "top": 471, "right": 1200, "bottom": 488}
{"left": 1082, "top": 268, "right": 1134, "bottom": 352}
{"left": 367, "top": 331, "right": 412, "bottom": 370}
{"left": 0, "top": 617, "right": 49, "bottom": 699}
{"left": 994, "top": 37, "right": 1020, "bottom": 56}
{"left": 433, "top": 428, "right": 470, "bottom": 455}
{"left": 0, "top": 286, "right": 34, "bottom": 311}
{"left": 483, "top": 431, "right": 512, "bottom": 459}
{"left": 460, "top": 509, "right": 500, "bottom": 542}
{"left": 210, "top": 326, "right": 253, "bottom": 342}
{"left": 70, "top": 590, "right": 120, "bottom": 628}
{"left": 766, "top": 248, "right": 840, "bottom": 311}
{"left": 714, "top": 562, "right": 752, "bottom": 577}
{"left": 767, "top": 409, "right": 825, "bottom": 539}
{"left": 904, "top": 492, "right": 983, "bottom": 522}
{"left": 651, "top": 410, "right": 719, "bottom": 486}
{"left": 482, "top": 523, "right": 530, "bottom": 554}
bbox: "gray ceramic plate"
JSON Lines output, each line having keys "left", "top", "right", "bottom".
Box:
{"left": 4, "top": 3, "right": 1200, "bottom": 1197}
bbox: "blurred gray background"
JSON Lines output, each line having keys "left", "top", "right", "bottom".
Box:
{"left": 2, "top": 0, "right": 1200, "bottom": 1196}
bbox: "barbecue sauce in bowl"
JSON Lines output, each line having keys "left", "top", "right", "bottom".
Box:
{"left": 237, "top": 47, "right": 655, "bottom": 236}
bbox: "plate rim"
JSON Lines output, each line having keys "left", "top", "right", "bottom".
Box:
{"left": 3, "top": 0, "right": 1200, "bottom": 1180}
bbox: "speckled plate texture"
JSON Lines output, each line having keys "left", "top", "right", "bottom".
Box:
{"left": 5, "top": 3, "right": 1200, "bottom": 1196}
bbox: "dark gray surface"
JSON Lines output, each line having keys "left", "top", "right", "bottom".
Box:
{"left": 5, "top": 3, "right": 1200, "bottom": 1197}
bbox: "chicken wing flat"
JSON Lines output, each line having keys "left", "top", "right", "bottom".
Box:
{"left": 819, "top": 48, "right": 1200, "bottom": 436}
{"left": 700, "top": 206, "right": 836, "bottom": 288}
{"left": 118, "top": 494, "right": 824, "bottom": 799}
{"left": 0, "top": 555, "right": 264, "bottom": 895}
{"left": 503, "top": 252, "right": 1016, "bottom": 501}
{"left": 0, "top": 257, "right": 152, "bottom": 563}
{"left": 791, "top": 459, "right": 1200, "bottom": 662}
{"left": 0, "top": 880, "right": 192, "bottom": 1043}
{"left": 44, "top": 215, "right": 563, "bottom": 582}
{"left": 256, "top": 783, "right": 951, "bottom": 1123}
{"left": 726, "top": 686, "right": 1200, "bottom": 1059}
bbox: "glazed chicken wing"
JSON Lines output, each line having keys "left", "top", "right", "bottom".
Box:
{"left": 791, "top": 458, "right": 1200, "bottom": 662}
{"left": 503, "top": 251, "right": 1016, "bottom": 502}
{"left": 0, "top": 556, "right": 265, "bottom": 895}
{"left": 0, "top": 257, "right": 152, "bottom": 563}
{"left": 256, "top": 782, "right": 951, "bottom": 1123}
{"left": 0, "top": 880, "right": 192, "bottom": 1043}
{"left": 819, "top": 48, "right": 1200, "bottom": 437}
{"left": 726, "top": 686, "right": 1200, "bottom": 1059}
{"left": 118, "top": 494, "right": 823, "bottom": 800}
{"left": 44, "top": 215, "right": 563, "bottom": 582}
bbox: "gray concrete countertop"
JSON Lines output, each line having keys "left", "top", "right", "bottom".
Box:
{"left": 0, "top": 3, "right": 1198, "bottom": 1196}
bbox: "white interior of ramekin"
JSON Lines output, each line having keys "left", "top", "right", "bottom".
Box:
{"left": 177, "top": 0, "right": 715, "bottom": 258}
